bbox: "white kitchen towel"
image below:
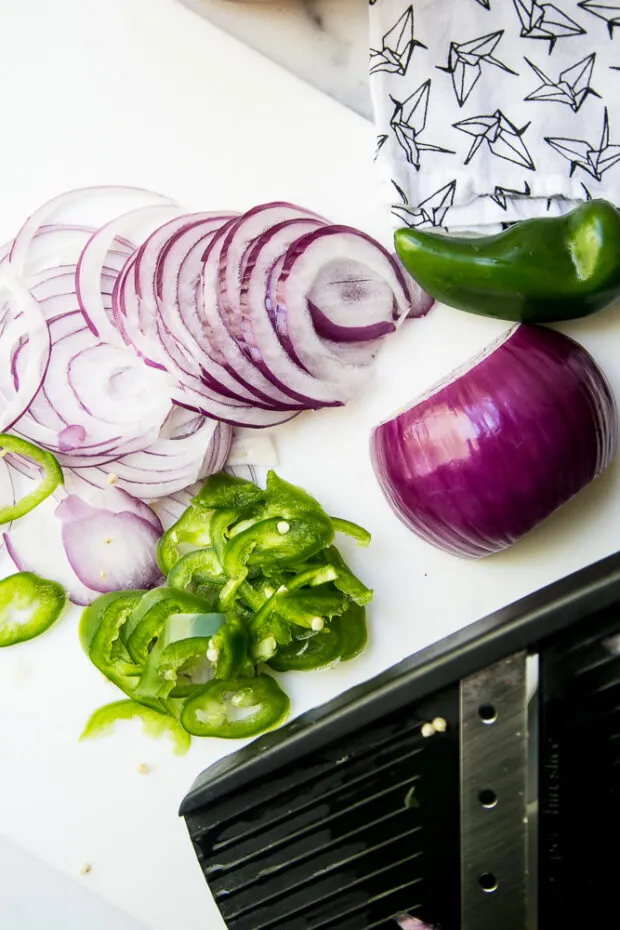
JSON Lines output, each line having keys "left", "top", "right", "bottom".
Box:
{"left": 369, "top": 0, "right": 620, "bottom": 231}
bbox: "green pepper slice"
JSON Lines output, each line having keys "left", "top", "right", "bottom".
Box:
{"left": 220, "top": 514, "right": 334, "bottom": 607}
{"left": 193, "top": 471, "right": 265, "bottom": 511}
{"left": 166, "top": 546, "right": 225, "bottom": 606}
{"left": 337, "top": 602, "right": 368, "bottom": 662}
{"left": 268, "top": 604, "right": 367, "bottom": 671}
{"left": 168, "top": 546, "right": 226, "bottom": 600}
{"left": 0, "top": 572, "right": 66, "bottom": 646}
{"left": 180, "top": 674, "right": 289, "bottom": 739}
{"left": 262, "top": 470, "right": 326, "bottom": 520}
{"left": 268, "top": 626, "right": 342, "bottom": 672}
{"left": 80, "top": 699, "right": 191, "bottom": 755}
{"left": 330, "top": 517, "right": 371, "bottom": 546}
{"left": 321, "top": 546, "right": 373, "bottom": 606}
{"left": 134, "top": 611, "right": 226, "bottom": 702}
{"left": 155, "top": 503, "right": 213, "bottom": 575}
{"left": 0, "top": 435, "right": 63, "bottom": 524}
{"left": 124, "top": 587, "right": 216, "bottom": 667}
{"left": 79, "top": 591, "right": 148, "bottom": 699}
{"left": 209, "top": 616, "right": 255, "bottom": 679}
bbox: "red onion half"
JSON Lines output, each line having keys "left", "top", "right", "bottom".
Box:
{"left": 371, "top": 325, "right": 618, "bottom": 558}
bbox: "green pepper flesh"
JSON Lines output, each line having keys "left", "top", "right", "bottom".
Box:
{"left": 395, "top": 200, "right": 620, "bottom": 323}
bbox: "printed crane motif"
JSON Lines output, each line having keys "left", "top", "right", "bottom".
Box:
{"left": 524, "top": 53, "right": 599, "bottom": 111}
{"left": 437, "top": 31, "right": 517, "bottom": 107}
{"left": 454, "top": 110, "right": 535, "bottom": 170}
{"left": 578, "top": 2, "right": 620, "bottom": 38}
{"left": 512, "top": 0, "right": 586, "bottom": 52}
{"left": 370, "top": 6, "right": 426, "bottom": 76}
{"left": 546, "top": 107, "right": 620, "bottom": 180}
{"left": 390, "top": 80, "right": 455, "bottom": 168}
{"left": 391, "top": 179, "right": 457, "bottom": 228}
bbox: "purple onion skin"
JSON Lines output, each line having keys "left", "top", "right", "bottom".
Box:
{"left": 370, "top": 325, "right": 618, "bottom": 559}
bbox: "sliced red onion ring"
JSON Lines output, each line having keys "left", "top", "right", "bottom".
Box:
{"left": 4, "top": 497, "right": 96, "bottom": 605}
{"left": 120, "top": 215, "right": 248, "bottom": 400}
{"left": 371, "top": 325, "right": 618, "bottom": 559}
{"left": 395, "top": 253, "right": 435, "bottom": 320}
{"left": 155, "top": 216, "right": 285, "bottom": 406}
{"left": 11, "top": 226, "right": 96, "bottom": 278}
{"left": 76, "top": 204, "right": 178, "bottom": 345}
{"left": 0, "top": 271, "right": 51, "bottom": 432}
{"left": 307, "top": 261, "right": 398, "bottom": 341}
{"left": 0, "top": 188, "right": 422, "bottom": 501}
{"left": 217, "top": 202, "right": 325, "bottom": 347}
{"left": 54, "top": 485, "right": 163, "bottom": 534}
{"left": 150, "top": 482, "right": 202, "bottom": 530}
{"left": 9, "top": 186, "right": 175, "bottom": 276}
{"left": 56, "top": 495, "right": 163, "bottom": 593}
{"left": 239, "top": 223, "right": 349, "bottom": 405}
{"left": 30, "top": 267, "right": 119, "bottom": 310}
{"left": 273, "top": 226, "right": 411, "bottom": 381}
{"left": 15, "top": 308, "right": 173, "bottom": 461}
{"left": 65, "top": 412, "right": 232, "bottom": 498}
{"left": 111, "top": 217, "right": 295, "bottom": 426}
{"left": 181, "top": 223, "right": 307, "bottom": 410}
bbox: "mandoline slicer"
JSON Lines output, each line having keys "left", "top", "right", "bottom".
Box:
{"left": 180, "top": 551, "right": 620, "bottom": 930}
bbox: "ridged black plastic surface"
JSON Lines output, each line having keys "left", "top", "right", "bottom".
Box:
{"left": 539, "top": 599, "right": 620, "bottom": 929}
{"left": 185, "top": 689, "right": 460, "bottom": 930}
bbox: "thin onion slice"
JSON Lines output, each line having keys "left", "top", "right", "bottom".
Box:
{"left": 76, "top": 204, "right": 178, "bottom": 345}
{"left": 150, "top": 482, "right": 202, "bottom": 530}
{"left": 0, "top": 270, "right": 51, "bottom": 432}
{"left": 371, "top": 325, "right": 618, "bottom": 558}
{"left": 56, "top": 495, "right": 163, "bottom": 593}
{"left": 9, "top": 186, "right": 175, "bottom": 276}
{"left": 217, "top": 202, "right": 325, "bottom": 347}
{"left": 188, "top": 224, "right": 308, "bottom": 410}
{"left": 4, "top": 497, "right": 96, "bottom": 605}
{"left": 65, "top": 411, "right": 232, "bottom": 498}
{"left": 14, "top": 309, "right": 173, "bottom": 463}
{"left": 274, "top": 226, "right": 411, "bottom": 380}
{"left": 155, "top": 217, "right": 293, "bottom": 407}
{"left": 240, "top": 220, "right": 347, "bottom": 406}
{"left": 53, "top": 485, "right": 163, "bottom": 534}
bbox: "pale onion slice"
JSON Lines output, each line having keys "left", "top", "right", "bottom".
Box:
{"left": 56, "top": 495, "right": 163, "bottom": 593}
{"left": 0, "top": 270, "right": 51, "bottom": 433}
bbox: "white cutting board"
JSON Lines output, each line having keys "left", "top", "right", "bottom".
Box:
{"left": 0, "top": 2, "right": 620, "bottom": 930}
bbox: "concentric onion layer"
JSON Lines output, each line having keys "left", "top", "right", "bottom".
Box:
{"left": 0, "top": 186, "right": 425, "bottom": 501}
{"left": 371, "top": 325, "right": 618, "bottom": 558}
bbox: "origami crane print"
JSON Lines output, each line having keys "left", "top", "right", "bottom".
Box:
{"left": 473, "top": 0, "right": 491, "bottom": 8}
{"left": 512, "top": 0, "right": 586, "bottom": 52}
{"left": 390, "top": 80, "right": 455, "bottom": 169}
{"left": 374, "top": 134, "right": 388, "bottom": 160}
{"left": 370, "top": 6, "right": 426, "bottom": 76}
{"left": 578, "top": 1, "right": 620, "bottom": 37}
{"left": 453, "top": 110, "right": 535, "bottom": 170}
{"left": 524, "top": 53, "right": 600, "bottom": 112}
{"left": 546, "top": 107, "right": 620, "bottom": 180}
{"left": 391, "top": 179, "right": 457, "bottom": 229}
{"left": 437, "top": 30, "right": 517, "bottom": 107}
{"left": 489, "top": 181, "right": 532, "bottom": 210}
